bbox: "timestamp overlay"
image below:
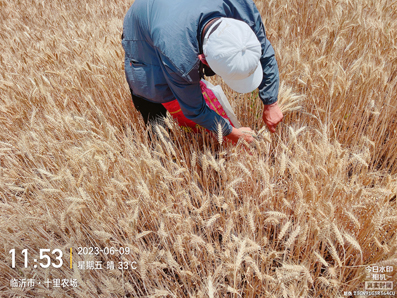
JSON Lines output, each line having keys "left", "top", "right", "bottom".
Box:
{"left": 343, "top": 264, "right": 396, "bottom": 297}
{"left": 7, "top": 246, "right": 137, "bottom": 291}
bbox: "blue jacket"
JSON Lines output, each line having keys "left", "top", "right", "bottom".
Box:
{"left": 122, "top": 0, "right": 279, "bottom": 135}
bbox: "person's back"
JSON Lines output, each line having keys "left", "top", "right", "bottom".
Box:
{"left": 122, "top": 0, "right": 268, "bottom": 101}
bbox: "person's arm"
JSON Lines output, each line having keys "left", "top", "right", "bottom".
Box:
{"left": 250, "top": 2, "right": 279, "bottom": 105}
{"left": 250, "top": 2, "right": 283, "bottom": 132}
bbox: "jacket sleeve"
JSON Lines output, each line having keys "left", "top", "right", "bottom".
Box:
{"left": 250, "top": 2, "right": 280, "bottom": 105}
{"left": 159, "top": 57, "right": 233, "bottom": 136}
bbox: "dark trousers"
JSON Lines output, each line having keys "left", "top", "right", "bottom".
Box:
{"left": 130, "top": 88, "right": 168, "bottom": 125}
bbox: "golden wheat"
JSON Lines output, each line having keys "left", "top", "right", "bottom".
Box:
{"left": 0, "top": 0, "right": 396, "bottom": 296}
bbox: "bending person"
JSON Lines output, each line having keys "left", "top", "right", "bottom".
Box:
{"left": 122, "top": 0, "right": 283, "bottom": 144}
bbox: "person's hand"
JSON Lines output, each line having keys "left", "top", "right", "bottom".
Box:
{"left": 225, "top": 127, "right": 255, "bottom": 144}
{"left": 263, "top": 102, "right": 283, "bottom": 133}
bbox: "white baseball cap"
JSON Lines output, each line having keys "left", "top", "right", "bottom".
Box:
{"left": 203, "top": 18, "right": 263, "bottom": 94}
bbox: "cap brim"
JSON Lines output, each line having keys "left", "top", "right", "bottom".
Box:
{"left": 222, "top": 62, "right": 263, "bottom": 94}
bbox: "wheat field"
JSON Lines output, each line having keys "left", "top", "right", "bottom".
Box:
{"left": 0, "top": 0, "right": 396, "bottom": 297}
